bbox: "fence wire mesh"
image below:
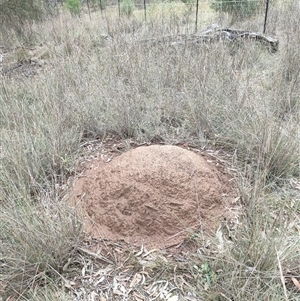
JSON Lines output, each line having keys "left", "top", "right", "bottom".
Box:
{"left": 72, "top": 0, "right": 292, "bottom": 34}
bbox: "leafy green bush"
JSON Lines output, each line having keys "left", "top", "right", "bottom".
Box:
{"left": 65, "top": 0, "right": 80, "bottom": 15}
{"left": 210, "top": 0, "right": 260, "bottom": 19}
{"left": 120, "top": 0, "right": 135, "bottom": 17}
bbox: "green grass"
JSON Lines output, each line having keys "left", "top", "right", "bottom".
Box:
{"left": 0, "top": 0, "right": 299, "bottom": 300}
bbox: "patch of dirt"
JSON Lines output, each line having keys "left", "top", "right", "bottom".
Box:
{"left": 71, "top": 144, "right": 236, "bottom": 249}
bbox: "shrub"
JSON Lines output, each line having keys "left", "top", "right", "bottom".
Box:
{"left": 65, "top": 0, "right": 80, "bottom": 15}
{"left": 0, "top": 0, "right": 45, "bottom": 34}
{"left": 120, "top": 0, "right": 135, "bottom": 17}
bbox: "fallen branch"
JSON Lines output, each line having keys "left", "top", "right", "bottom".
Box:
{"left": 141, "top": 24, "right": 279, "bottom": 53}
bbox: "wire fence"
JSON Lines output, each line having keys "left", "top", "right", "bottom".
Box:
{"left": 133, "top": 0, "right": 268, "bottom": 31}
{"left": 44, "top": 0, "right": 297, "bottom": 37}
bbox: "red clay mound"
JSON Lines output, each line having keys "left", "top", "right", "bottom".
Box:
{"left": 72, "top": 145, "right": 234, "bottom": 249}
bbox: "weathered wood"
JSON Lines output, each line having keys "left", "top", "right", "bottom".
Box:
{"left": 141, "top": 24, "right": 279, "bottom": 53}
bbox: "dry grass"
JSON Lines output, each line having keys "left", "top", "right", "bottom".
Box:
{"left": 0, "top": 0, "right": 300, "bottom": 300}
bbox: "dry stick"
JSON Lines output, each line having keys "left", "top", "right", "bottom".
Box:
{"left": 220, "top": 293, "right": 234, "bottom": 301}
{"left": 276, "top": 247, "right": 289, "bottom": 301}
{"left": 140, "top": 28, "right": 279, "bottom": 53}
{"left": 77, "top": 247, "right": 114, "bottom": 265}
{"left": 166, "top": 223, "right": 200, "bottom": 241}
{"left": 142, "top": 249, "right": 159, "bottom": 258}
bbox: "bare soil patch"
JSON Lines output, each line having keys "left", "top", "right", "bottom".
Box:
{"left": 72, "top": 144, "right": 236, "bottom": 249}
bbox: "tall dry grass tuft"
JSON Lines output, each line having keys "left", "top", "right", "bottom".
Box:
{"left": 0, "top": 197, "right": 82, "bottom": 297}
{"left": 0, "top": 64, "right": 83, "bottom": 297}
{"left": 188, "top": 177, "right": 300, "bottom": 300}
{"left": 0, "top": 79, "right": 82, "bottom": 199}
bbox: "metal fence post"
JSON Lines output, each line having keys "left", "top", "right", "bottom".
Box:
{"left": 263, "top": 0, "right": 269, "bottom": 33}
{"left": 195, "top": 0, "right": 199, "bottom": 32}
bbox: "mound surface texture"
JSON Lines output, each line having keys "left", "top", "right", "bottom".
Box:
{"left": 73, "top": 145, "right": 233, "bottom": 249}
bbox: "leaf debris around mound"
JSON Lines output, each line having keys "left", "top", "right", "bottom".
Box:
{"left": 66, "top": 239, "right": 207, "bottom": 301}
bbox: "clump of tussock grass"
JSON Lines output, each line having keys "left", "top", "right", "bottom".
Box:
{"left": 183, "top": 177, "right": 300, "bottom": 300}
{"left": 0, "top": 79, "right": 82, "bottom": 199}
{"left": 271, "top": 4, "right": 300, "bottom": 119}
{"left": 0, "top": 196, "right": 82, "bottom": 298}
{"left": 0, "top": 75, "right": 83, "bottom": 298}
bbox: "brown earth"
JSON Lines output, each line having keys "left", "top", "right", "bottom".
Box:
{"left": 71, "top": 144, "right": 235, "bottom": 249}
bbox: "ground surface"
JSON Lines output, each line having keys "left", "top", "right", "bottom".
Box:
{"left": 72, "top": 144, "right": 235, "bottom": 249}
